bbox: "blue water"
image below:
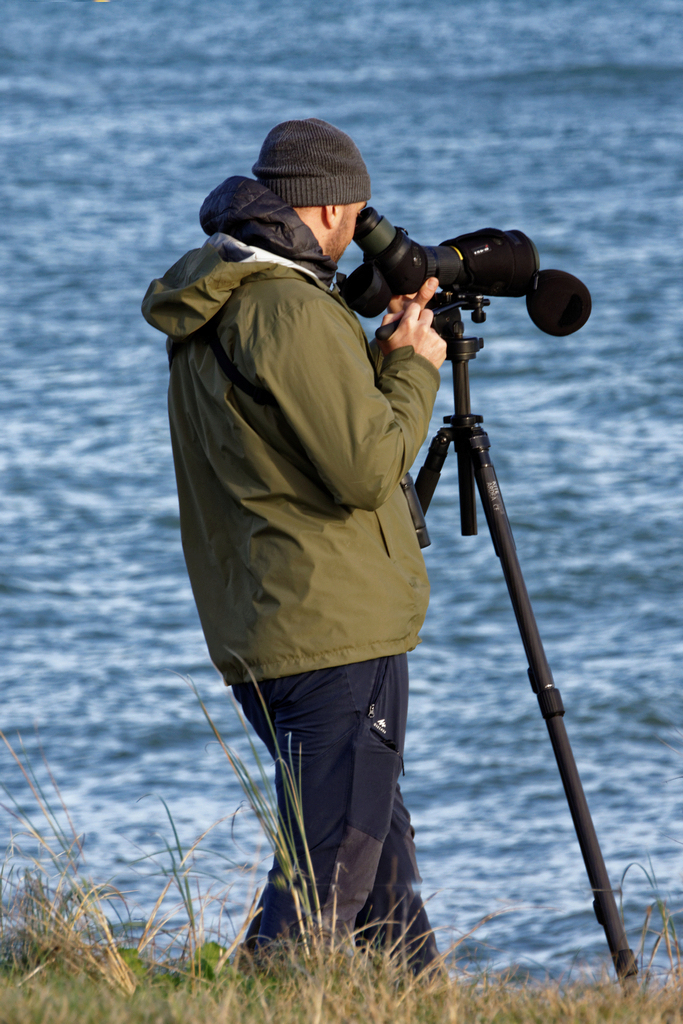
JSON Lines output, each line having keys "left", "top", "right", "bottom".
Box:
{"left": 2, "top": 0, "right": 683, "bottom": 977}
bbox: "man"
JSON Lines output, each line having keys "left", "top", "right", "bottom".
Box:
{"left": 142, "top": 119, "right": 446, "bottom": 970}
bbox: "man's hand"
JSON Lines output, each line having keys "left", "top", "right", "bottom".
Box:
{"left": 377, "top": 277, "right": 446, "bottom": 370}
{"left": 387, "top": 277, "right": 439, "bottom": 316}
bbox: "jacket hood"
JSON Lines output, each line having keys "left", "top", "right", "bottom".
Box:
{"left": 199, "top": 176, "right": 338, "bottom": 285}
{"left": 141, "top": 231, "right": 328, "bottom": 343}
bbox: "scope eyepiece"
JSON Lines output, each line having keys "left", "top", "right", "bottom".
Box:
{"left": 354, "top": 207, "right": 396, "bottom": 256}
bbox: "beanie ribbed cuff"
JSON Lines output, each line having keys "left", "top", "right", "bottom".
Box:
{"left": 254, "top": 175, "right": 370, "bottom": 207}
{"left": 252, "top": 118, "right": 371, "bottom": 207}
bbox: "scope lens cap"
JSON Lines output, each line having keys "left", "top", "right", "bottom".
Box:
{"left": 526, "top": 269, "right": 592, "bottom": 336}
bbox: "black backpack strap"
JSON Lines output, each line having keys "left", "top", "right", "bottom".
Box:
{"left": 206, "top": 332, "right": 278, "bottom": 408}
{"left": 168, "top": 331, "right": 278, "bottom": 409}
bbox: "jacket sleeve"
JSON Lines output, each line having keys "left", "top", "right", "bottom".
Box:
{"left": 244, "top": 291, "right": 440, "bottom": 511}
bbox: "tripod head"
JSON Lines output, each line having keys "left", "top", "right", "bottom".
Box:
{"left": 430, "top": 292, "right": 487, "bottom": 366}
{"left": 376, "top": 289, "right": 487, "bottom": 344}
{"left": 431, "top": 290, "right": 490, "bottom": 328}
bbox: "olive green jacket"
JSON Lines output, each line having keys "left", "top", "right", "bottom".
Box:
{"left": 142, "top": 234, "right": 440, "bottom": 683}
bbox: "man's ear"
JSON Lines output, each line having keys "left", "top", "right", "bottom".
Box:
{"left": 321, "top": 205, "right": 340, "bottom": 229}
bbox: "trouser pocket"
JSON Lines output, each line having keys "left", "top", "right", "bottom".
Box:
{"left": 366, "top": 656, "right": 406, "bottom": 758}
{"left": 346, "top": 655, "right": 409, "bottom": 842}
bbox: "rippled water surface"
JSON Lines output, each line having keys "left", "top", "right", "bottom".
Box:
{"left": 2, "top": 0, "right": 683, "bottom": 975}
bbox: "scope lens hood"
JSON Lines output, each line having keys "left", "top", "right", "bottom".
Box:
{"left": 526, "top": 269, "right": 592, "bottom": 336}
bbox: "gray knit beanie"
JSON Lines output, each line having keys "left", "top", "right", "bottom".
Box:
{"left": 252, "top": 118, "right": 371, "bottom": 207}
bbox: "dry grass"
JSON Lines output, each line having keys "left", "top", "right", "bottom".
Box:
{"left": 3, "top": 962, "right": 683, "bottom": 1024}
{"left": 2, "top": 689, "right": 683, "bottom": 1023}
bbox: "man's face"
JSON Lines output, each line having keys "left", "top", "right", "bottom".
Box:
{"left": 326, "top": 201, "right": 366, "bottom": 263}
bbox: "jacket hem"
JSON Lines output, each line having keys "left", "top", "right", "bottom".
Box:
{"left": 221, "top": 634, "right": 421, "bottom": 686}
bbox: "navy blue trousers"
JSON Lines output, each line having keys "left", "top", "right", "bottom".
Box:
{"left": 233, "top": 654, "right": 438, "bottom": 970}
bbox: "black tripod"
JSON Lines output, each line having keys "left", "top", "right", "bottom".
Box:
{"left": 411, "top": 297, "right": 638, "bottom": 983}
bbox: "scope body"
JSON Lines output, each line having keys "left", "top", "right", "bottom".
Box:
{"left": 346, "top": 207, "right": 540, "bottom": 317}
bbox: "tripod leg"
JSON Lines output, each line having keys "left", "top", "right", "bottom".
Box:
{"left": 457, "top": 450, "right": 477, "bottom": 536}
{"left": 415, "top": 424, "right": 477, "bottom": 534}
{"left": 467, "top": 427, "right": 637, "bottom": 982}
{"left": 415, "top": 430, "right": 450, "bottom": 515}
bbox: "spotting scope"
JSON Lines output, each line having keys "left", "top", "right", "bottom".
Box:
{"left": 340, "top": 207, "right": 592, "bottom": 337}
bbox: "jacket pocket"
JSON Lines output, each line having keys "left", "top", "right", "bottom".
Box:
{"left": 374, "top": 507, "right": 394, "bottom": 560}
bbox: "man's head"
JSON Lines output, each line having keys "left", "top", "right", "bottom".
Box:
{"left": 253, "top": 118, "right": 370, "bottom": 262}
